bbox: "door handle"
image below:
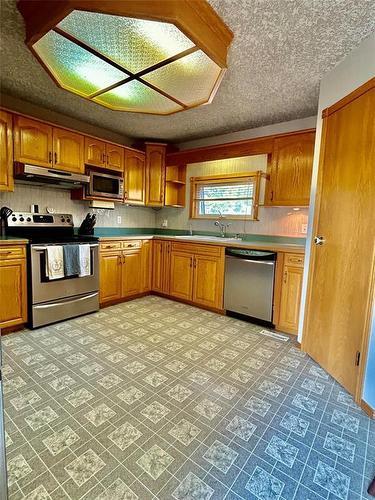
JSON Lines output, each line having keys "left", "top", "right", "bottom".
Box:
{"left": 122, "top": 255, "right": 126, "bottom": 264}
{"left": 48, "top": 151, "right": 52, "bottom": 163}
{"left": 314, "top": 236, "right": 326, "bottom": 246}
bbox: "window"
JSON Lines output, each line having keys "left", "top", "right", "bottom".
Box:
{"left": 190, "top": 171, "right": 264, "bottom": 220}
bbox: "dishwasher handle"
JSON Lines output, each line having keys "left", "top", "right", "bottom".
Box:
{"left": 226, "top": 256, "right": 275, "bottom": 265}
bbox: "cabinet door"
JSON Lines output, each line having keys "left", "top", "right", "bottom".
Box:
{"left": 162, "top": 241, "right": 171, "bottom": 294}
{"left": 141, "top": 241, "right": 152, "bottom": 292}
{"left": 124, "top": 150, "right": 145, "bottom": 205}
{"left": 106, "top": 143, "right": 124, "bottom": 172}
{"left": 85, "top": 137, "right": 106, "bottom": 168}
{"left": 53, "top": 128, "right": 84, "bottom": 173}
{"left": 122, "top": 250, "right": 142, "bottom": 297}
{"left": 169, "top": 251, "right": 193, "bottom": 301}
{"left": 193, "top": 254, "right": 224, "bottom": 309}
{"left": 13, "top": 116, "right": 53, "bottom": 167}
{"left": 278, "top": 265, "right": 303, "bottom": 334}
{"left": 0, "top": 258, "right": 27, "bottom": 328}
{"left": 0, "top": 111, "right": 14, "bottom": 192}
{"left": 99, "top": 252, "right": 122, "bottom": 304}
{"left": 145, "top": 143, "right": 166, "bottom": 207}
{"left": 267, "top": 132, "right": 315, "bottom": 206}
{"left": 152, "top": 240, "right": 164, "bottom": 292}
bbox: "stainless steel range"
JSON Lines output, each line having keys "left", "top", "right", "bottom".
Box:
{"left": 6, "top": 213, "right": 99, "bottom": 328}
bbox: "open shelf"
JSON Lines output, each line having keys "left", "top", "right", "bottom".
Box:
{"left": 165, "top": 164, "right": 186, "bottom": 207}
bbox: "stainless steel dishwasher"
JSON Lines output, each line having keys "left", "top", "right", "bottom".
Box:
{"left": 224, "top": 248, "right": 276, "bottom": 323}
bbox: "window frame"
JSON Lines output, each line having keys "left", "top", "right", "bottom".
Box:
{"left": 189, "top": 171, "right": 265, "bottom": 220}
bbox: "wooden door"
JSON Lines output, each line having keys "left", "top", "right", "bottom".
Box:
{"left": 122, "top": 250, "right": 142, "bottom": 297}
{"left": 0, "top": 257, "right": 27, "bottom": 328}
{"left": 169, "top": 251, "right": 193, "bottom": 301}
{"left": 303, "top": 80, "right": 375, "bottom": 397}
{"left": 53, "top": 128, "right": 84, "bottom": 173}
{"left": 99, "top": 252, "right": 122, "bottom": 303}
{"left": 85, "top": 137, "right": 106, "bottom": 168}
{"left": 278, "top": 265, "right": 303, "bottom": 334}
{"left": 145, "top": 143, "right": 166, "bottom": 207}
{"left": 152, "top": 240, "right": 164, "bottom": 292}
{"left": 13, "top": 116, "right": 53, "bottom": 167}
{"left": 124, "top": 149, "right": 145, "bottom": 205}
{"left": 193, "top": 254, "right": 224, "bottom": 309}
{"left": 267, "top": 132, "right": 315, "bottom": 206}
{"left": 106, "top": 143, "right": 124, "bottom": 172}
{"left": 0, "top": 111, "right": 14, "bottom": 192}
{"left": 141, "top": 241, "right": 152, "bottom": 292}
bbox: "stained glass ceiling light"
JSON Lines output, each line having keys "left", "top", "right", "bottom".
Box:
{"left": 17, "top": 0, "right": 233, "bottom": 115}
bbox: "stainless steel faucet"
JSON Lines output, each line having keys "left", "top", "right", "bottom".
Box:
{"left": 214, "top": 213, "right": 231, "bottom": 237}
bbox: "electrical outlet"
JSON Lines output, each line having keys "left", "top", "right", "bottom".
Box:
{"left": 301, "top": 223, "right": 308, "bottom": 234}
{"left": 117, "top": 216, "right": 122, "bottom": 224}
{"left": 161, "top": 219, "right": 168, "bottom": 228}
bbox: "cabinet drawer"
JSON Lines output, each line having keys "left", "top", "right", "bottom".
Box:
{"left": 0, "top": 246, "right": 26, "bottom": 260}
{"left": 122, "top": 240, "right": 142, "bottom": 250}
{"left": 171, "top": 242, "right": 222, "bottom": 257}
{"left": 284, "top": 253, "right": 304, "bottom": 267}
{"left": 100, "top": 241, "right": 122, "bottom": 252}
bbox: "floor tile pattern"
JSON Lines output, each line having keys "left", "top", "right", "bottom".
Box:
{"left": 2, "top": 296, "right": 374, "bottom": 499}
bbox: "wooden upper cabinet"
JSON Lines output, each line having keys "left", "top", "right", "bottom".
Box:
{"left": 124, "top": 149, "right": 146, "bottom": 205}
{"left": 106, "top": 143, "right": 124, "bottom": 172}
{"left": 53, "top": 128, "right": 84, "bottom": 173}
{"left": 266, "top": 131, "right": 315, "bottom": 206}
{"left": 13, "top": 115, "right": 53, "bottom": 167}
{"left": 85, "top": 137, "right": 106, "bottom": 168}
{"left": 145, "top": 143, "right": 166, "bottom": 207}
{"left": 0, "top": 111, "right": 14, "bottom": 192}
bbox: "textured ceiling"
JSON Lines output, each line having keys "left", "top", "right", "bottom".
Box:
{"left": 0, "top": 0, "right": 374, "bottom": 143}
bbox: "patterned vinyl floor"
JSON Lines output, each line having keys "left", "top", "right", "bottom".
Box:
{"left": 2, "top": 296, "right": 374, "bottom": 500}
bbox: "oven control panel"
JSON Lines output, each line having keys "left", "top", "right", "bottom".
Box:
{"left": 7, "top": 213, "right": 74, "bottom": 227}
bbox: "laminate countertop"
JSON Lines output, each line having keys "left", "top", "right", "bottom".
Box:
{"left": 98, "top": 235, "right": 305, "bottom": 254}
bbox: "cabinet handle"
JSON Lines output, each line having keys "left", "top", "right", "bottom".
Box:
{"left": 105, "top": 245, "right": 116, "bottom": 249}
{"left": 117, "top": 255, "right": 121, "bottom": 265}
{"left": 270, "top": 191, "right": 274, "bottom": 201}
{"left": 122, "top": 255, "right": 126, "bottom": 264}
{"left": 190, "top": 257, "right": 193, "bottom": 268}
{"left": 54, "top": 152, "right": 57, "bottom": 164}
{"left": 48, "top": 151, "right": 52, "bottom": 163}
{"left": 283, "top": 270, "right": 288, "bottom": 283}
{"left": 0, "top": 250, "right": 12, "bottom": 255}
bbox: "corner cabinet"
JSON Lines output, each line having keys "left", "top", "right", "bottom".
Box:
{"left": 124, "top": 149, "right": 146, "bottom": 205}
{"left": 0, "top": 111, "right": 14, "bottom": 192}
{"left": 265, "top": 131, "right": 315, "bottom": 206}
{"left": 0, "top": 245, "right": 27, "bottom": 329}
{"left": 276, "top": 253, "right": 305, "bottom": 335}
{"left": 169, "top": 242, "right": 225, "bottom": 310}
{"left": 145, "top": 143, "right": 166, "bottom": 207}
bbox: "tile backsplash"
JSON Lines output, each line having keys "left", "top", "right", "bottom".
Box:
{"left": 0, "top": 183, "right": 155, "bottom": 228}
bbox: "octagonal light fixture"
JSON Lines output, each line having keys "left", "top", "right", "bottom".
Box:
{"left": 17, "top": 0, "right": 233, "bottom": 115}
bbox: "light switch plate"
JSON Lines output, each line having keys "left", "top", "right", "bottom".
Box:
{"left": 301, "top": 223, "right": 308, "bottom": 234}
{"left": 117, "top": 216, "right": 122, "bottom": 224}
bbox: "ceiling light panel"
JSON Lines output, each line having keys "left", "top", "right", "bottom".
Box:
{"left": 143, "top": 50, "right": 222, "bottom": 106}
{"left": 33, "top": 30, "right": 126, "bottom": 96}
{"left": 93, "top": 80, "right": 183, "bottom": 114}
{"left": 58, "top": 11, "right": 195, "bottom": 74}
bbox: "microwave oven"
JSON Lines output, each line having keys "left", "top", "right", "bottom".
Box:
{"left": 86, "top": 171, "right": 124, "bottom": 200}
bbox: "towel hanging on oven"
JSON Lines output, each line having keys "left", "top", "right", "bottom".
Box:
{"left": 45, "top": 246, "right": 64, "bottom": 280}
{"left": 63, "top": 244, "right": 81, "bottom": 277}
{"left": 79, "top": 244, "right": 91, "bottom": 277}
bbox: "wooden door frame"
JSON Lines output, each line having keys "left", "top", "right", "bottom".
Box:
{"left": 301, "top": 77, "right": 375, "bottom": 405}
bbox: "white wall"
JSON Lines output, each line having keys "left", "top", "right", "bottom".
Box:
{"left": 157, "top": 155, "right": 308, "bottom": 237}
{"left": 178, "top": 116, "right": 317, "bottom": 150}
{"left": 298, "top": 32, "right": 375, "bottom": 342}
{"left": 0, "top": 184, "right": 156, "bottom": 228}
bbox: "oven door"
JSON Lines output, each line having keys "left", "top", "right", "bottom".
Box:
{"left": 30, "top": 243, "right": 99, "bottom": 304}
{"left": 88, "top": 172, "right": 124, "bottom": 200}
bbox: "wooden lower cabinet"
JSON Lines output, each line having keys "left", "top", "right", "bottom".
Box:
{"left": 276, "top": 253, "right": 305, "bottom": 334}
{"left": 169, "top": 244, "right": 225, "bottom": 310}
{"left": 169, "top": 251, "right": 193, "bottom": 300}
{"left": 0, "top": 246, "right": 27, "bottom": 329}
{"left": 141, "top": 240, "right": 152, "bottom": 292}
{"left": 100, "top": 241, "right": 146, "bottom": 304}
{"left": 152, "top": 240, "right": 171, "bottom": 294}
{"left": 99, "top": 252, "right": 122, "bottom": 303}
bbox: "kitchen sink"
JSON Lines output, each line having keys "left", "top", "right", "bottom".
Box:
{"left": 175, "top": 235, "right": 241, "bottom": 242}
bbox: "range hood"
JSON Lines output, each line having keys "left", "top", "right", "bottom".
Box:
{"left": 14, "top": 163, "right": 90, "bottom": 189}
